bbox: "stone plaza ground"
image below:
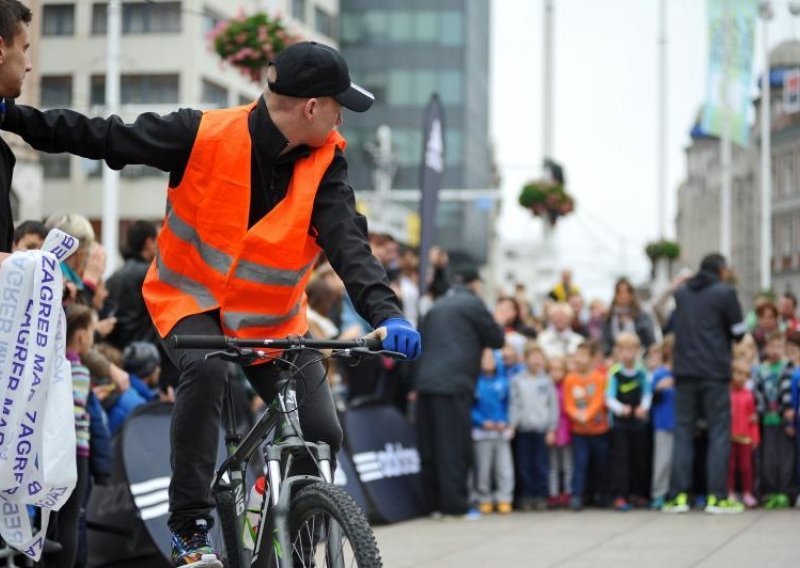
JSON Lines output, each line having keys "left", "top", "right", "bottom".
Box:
{"left": 373, "top": 509, "right": 798, "bottom": 567}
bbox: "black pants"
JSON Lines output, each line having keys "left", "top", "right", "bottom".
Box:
{"left": 670, "top": 377, "right": 730, "bottom": 499}
{"left": 610, "top": 423, "right": 649, "bottom": 499}
{"left": 416, "top": 392, "right": 473, "bottom": 515}
{"left": 161, "top": 312, "right": 343, "bottom": 533}
{"left": 760, "top": 424, "right": 796, "bottom": 495}
{"left": 43, "top": 456, "right": 89, "bottom": 568}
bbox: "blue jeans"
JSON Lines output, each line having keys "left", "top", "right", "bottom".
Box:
{"left": 572, "top": 433, "right": 609, "bottom": 499}
{"left": 516, "top": 431, "right": 549, "bottom": 498}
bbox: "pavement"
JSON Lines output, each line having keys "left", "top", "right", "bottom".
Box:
{"left": 373, "top": 509, "right": 799, "bottom": 567}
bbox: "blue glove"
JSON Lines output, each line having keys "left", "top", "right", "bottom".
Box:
{"left": 379, "top": 318, "right": 422, "bottom": 360}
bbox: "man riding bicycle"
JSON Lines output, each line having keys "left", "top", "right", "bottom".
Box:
{"left": 1, "top": 41, "right": 421, "bottom": 566}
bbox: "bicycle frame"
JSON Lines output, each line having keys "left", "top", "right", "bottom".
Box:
{"left": 214, "top": 373, "right": 338, "bottom": 568}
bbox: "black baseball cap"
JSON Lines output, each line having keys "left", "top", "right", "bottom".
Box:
{"left": 268, "top": 41, "right": 375, "bottom": 112}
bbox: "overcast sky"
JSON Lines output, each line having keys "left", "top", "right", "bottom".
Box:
{"left": 490, "top": 0, "right": 800, "bottom": 298}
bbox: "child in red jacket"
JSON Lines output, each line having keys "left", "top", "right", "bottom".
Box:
{"left": 729, "top": 359, "right": 759, "bottom": 508}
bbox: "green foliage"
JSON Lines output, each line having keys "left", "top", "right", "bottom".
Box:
{"left": 645, "top": 240, "right": 681, "bottom": 261}
{"left": 518, "top": 180, "right": 575, "bottom": 225}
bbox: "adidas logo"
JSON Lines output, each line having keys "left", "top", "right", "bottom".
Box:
{"left": 352, "top": 443, "right": 421, "bottom": 483}
{"left": 130, "top": 476, "right": 170, "bottom": 521}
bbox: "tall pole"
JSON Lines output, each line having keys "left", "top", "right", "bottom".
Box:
{"left": 760, "top": 3, "right": 773, "bottom": 291}
{"left": 542, "top": 0, "right": 554, "bottom": 164}
{"left": 102, "top": 0, "right": 121, "bottom": 277}
{"left": 720, "top": 5, "right": 732, "bottom": 260}
{"left": 657, "top": 0, "right": 668, "bottom": 239}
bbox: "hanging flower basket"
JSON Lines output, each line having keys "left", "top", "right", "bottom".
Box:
{"left": 645, "top": 240, "right": 681, "bottom": 262}
{"left": 208, "top": 12, "right": 302, "bottom": 83}
{"left": 518, "top": 180, "right": 575, "bottom": 226}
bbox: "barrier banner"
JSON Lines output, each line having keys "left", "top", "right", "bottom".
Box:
{"left": 341, "top": 402, "right": 424, "bottom": 523}
{"left": 0, "top": 230, "right": 80, "bottom": 561}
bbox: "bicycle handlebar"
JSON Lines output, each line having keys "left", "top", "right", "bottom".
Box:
{"left": 171, "top": 334, "right": 384, "bottom": 352}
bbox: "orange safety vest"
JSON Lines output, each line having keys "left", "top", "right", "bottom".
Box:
{"left": 142, "top": 103, "right": 346, "bottom": 340}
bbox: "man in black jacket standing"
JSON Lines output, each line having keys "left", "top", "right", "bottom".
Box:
{"left": 415, "top": 267, "right": 505, "bottom": 518}
{"left": 663, "top": 253, "right": 747, "bottom": 514}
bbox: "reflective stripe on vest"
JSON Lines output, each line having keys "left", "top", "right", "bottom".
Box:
{"left": 223, "top": 302, "right": 302, "bottom": 332}
{"left": 165, "top": 202, "right": 233, "bottom": 276}
{"left": 154, "top": 253, "right": 217, "bottom": 310}
{"left": 233, "top": 258, "right": 315, "bottom": 287}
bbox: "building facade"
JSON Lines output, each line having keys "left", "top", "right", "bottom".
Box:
{"left": 338, "top": 0, "right": 496, "bottom": 264}
{"left": 676, "top": 41, "right": 800, "bottom": 307}
{"left": 32, "top": 0, "right": 337, "bottom": 235}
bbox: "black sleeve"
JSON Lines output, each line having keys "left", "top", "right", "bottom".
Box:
{"left": 3, "top": 101, "right": 200, "bottom": 184}
{"left": 471, "top": 299, "right": 505, "bottom": 349}
{"left": 723, "top": 287, "right": 745, "bottom": 341}
{"left": 312, "top": 151, "right": 404, "bottom": 328}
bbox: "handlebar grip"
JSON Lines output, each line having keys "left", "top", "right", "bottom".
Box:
{"left": 363, "top": 336, "right": 384, "bottom": 351}
{"left": 171, "top": 335, "right": 228, "bottom": 350}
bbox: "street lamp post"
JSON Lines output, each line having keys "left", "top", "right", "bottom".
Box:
{"left": 759, "top": 2, "right": 773, "bottom": 292}
{"left": 102, "top": 0, "right": 121, "bottom": 277}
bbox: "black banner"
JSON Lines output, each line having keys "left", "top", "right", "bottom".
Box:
{"left": 417, "top": 94, "right": 446, "bottom": 296}
{"left": 341, "top": 403, "right": 425, "bottom": 523}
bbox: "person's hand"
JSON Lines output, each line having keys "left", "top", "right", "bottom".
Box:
{"left": 407, "top": 390, "right": 418, "bottom": 403}
{"left": 109, "top": 363, "right": 130, "bottom": 391}
{"left": 634, "top": 406, "right": 648, "bottom": 421}
{"left": 657, "top": 378, "right": 675, "bottom": 390}
{"left": 545, "top": 431, "right": 556, "bottom": 446}
{"left": 578, "top": 410, "right": 588, "bottom": 424}
{"left": 622, "top": 404, "right": 633, "bottom": 417}
{"left": 786, "top": 425, "right": 796, "bottom": 438}
{"left": 783, "top": 409, "right": 796, "bottom": 423}
{"left": 483, "top": 420, "right": 496, "bottom": 431}
{"left": 95, "top": 317, "right": 117, "bottom": 338}
{"left": 159, "top": 386, "right": 175, "bottom": 403}
{"left": 377, "top": 318, "right": 421, "bottom": 359}
{"left": 92, "top": 383, "right": 115, "bottom": 401}
{"left": 82, "top": 242, "right": 106, "bottom": 287}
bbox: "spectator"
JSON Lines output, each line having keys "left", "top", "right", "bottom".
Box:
{"left": 471, "top": 349, "right": 514, "bottom": 515}
{"left": 106, "top": 220, "right": 159, "bottom": 348}
{"left": 664, "top": 253, "right": 746, "bottom": 514}
{"left": 753, "top": 333, "right": 795, "bottom": 509}
{"left": 547, "top": 355, "right": 573, "bottom": 509}
{"left": 778, "top": 292, "right": 799, "bottom": 335}
{"left": 752, "top": 302, "right": 781, "bottom": 358}
{"left": 538, "top": 303, "right": 583, "bottom": 359}
{"left": 123, "top": 340, "right": 167, "bottom": 402}
{"left": 586, "top": 299, "right": 608, "bottom": 343}
{"left": 789, "top": 333, "right": 800, "bottom": 508}
{"left": 306, "top": 276, "right": 339, "bottom": 340}
{"left": 650, "top": 337, "right": 676, "bottom": 510}
{"left": 11, "top": 219, "right": 46, "bottom": 251}
{"left": 51, "top": 305, "right": 97, "bottom": 568}
{"left": 729, "top": 359, "right": 759, "bottom": 508}
{"left": 563, "top": 341, "right": 610, "bottom": 510}
{"left": 426, "top": 245, "right": 451, "bottom": 301}
{"left": 549, "top": 269, "right": 580, "bottom": 302}
{"left": 397, "top": 246, "right": 420, "bottom": 327}
{"left": 44, "top": 211, "right": 105, "bottom": 307}
{"left": 567, "top": 292, "right": 590, "bottom": 338}
{"left": 605, "top": 332, "right": 652, "bottom": 511}
{"left": 601, "top": 277, "right": 656, "bottom": 357}
{"left": 509, "top": 342, "right": 558, "bottom": 511}
{"left": 494, "top": 296, "right": 530, "bottom": 357}
{"left": 415, "top": 266, "right": 505, "bottom": 519}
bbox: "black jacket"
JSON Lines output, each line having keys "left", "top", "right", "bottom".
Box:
{"left": 106, "top": 257, "right": 156, "bottom": 348}
{"left": 3, "top": 98, "right": 403, "bottom": 328}
{"left": 415, "top": 285, "right": 505, "bottom": 395}
{"left": 0, "top": 136, "right": 15, "bottom": 252}
{"left": 672, "top": 270, "right": 745, "bottom": 381}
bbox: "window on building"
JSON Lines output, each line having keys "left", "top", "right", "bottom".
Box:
{"left": 203, "top": 7, "right": 223, "bottom": 35}
{"left": 91, "top": 74, "right": 180, "bottom": 106}
{"left": 314, "top": 7, "right": 334, "bottom": 37}
{"left": 292, "top": 0, "right": 306, "bottom": 22}
{"left": 41, "top": 76, "right": 73, "bottom": 107}
{"left": 92, "top": 2, "right": 181, "bottom": 34}
{"left": 42, "top": 154, "right": 71, "bottom": 179}
{"left": 439, "top": 11, "right": 463, "bottom": 46}
{"left": 388, "top": 11, "right": 412, "bottom": 42}
{"left": 445, "top": 129, "right": 462, "bottom": 167}
{"left": 361, "top": 11, "right": 388, "bottom": 42}
{"left": 202, "top": 79, "right": 227, "bottom": 108}
{"left": 42, "top": 4, "right": 75, "bottom": 36}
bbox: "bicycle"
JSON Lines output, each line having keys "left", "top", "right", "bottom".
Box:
{"left": 171, "top": 333, "right": 402, "bottom": 568}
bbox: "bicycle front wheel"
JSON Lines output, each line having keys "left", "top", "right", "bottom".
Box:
{"left": 285, "top": 483, "right": 381, "bottom": 568}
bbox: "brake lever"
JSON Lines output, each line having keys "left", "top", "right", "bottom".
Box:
{"left": 330, "top": 347, "right": 407, "bottom": 362}
{"left": 205, "top": 347, "right": 261, "bottom": 365}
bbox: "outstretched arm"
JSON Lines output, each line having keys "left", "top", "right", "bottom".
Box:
{"left": 3, "top": 101, "right": 201, "bottom": 181}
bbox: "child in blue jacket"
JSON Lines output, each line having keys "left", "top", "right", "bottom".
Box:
{"left": 472, "top": 348, "right": 515, "bottom": 514}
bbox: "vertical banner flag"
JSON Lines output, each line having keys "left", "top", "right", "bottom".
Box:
{"left": 701, "top": 0, "right": 757, "bottom": 146}
{"left": 784, "top": 68, "right": 800, "bottom": 114}
{"left": 417, "top": 94, "right": 445, "bottom": 296}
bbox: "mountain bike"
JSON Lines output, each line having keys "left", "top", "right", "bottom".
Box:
{"left": 171, "top": 333, "right": 402, "bottom": 568}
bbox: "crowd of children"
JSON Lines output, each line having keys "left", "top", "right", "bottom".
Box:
{"left": 470, "top": 299, "right": 800, "bottom": 514}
